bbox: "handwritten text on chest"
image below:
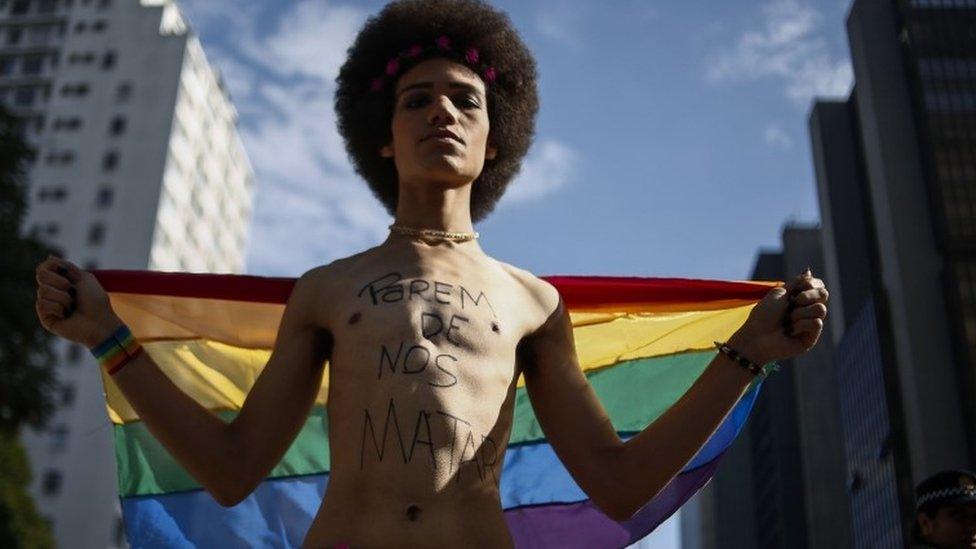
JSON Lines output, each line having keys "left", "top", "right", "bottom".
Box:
{"left": 355, "top": 272, "right": 502, "bottom": 484}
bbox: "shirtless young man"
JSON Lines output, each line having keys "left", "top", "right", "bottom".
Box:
{"left": 33, "top": 1, "right": 830, "bottom": 547}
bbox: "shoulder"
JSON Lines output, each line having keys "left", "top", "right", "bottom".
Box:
{"left": 297, "top": 248, "right": 377, "bottom": 293}
{"left": 490, "top": 259, "right": 563, "bottom": 336}
{"left": 284, "top": 254, "right": 365, "bottom": 326}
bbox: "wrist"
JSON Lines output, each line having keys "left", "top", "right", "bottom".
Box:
{"left": 84, "top": 315, "right": 126, "bottom": 349}
{"left": 725, "top": 330, "right": 772, "bottom": 366}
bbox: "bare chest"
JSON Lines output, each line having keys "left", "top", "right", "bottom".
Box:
{"left": 328, "top": 270, "right": 524, "bottom": 394}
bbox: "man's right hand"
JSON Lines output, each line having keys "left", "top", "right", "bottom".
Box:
{"left": 35, "top": 256, "right": 124, "bottom": 349}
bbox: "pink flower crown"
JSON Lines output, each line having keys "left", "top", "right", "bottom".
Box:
{"left": 369, "top": 35, "right": 499, "bottom": 93}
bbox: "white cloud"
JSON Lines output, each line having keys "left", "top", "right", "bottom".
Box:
{"left": 704, "top": 0, "right": 852, "bottom": 106}
{"left": 763, "top": 123, "right": 793, "bottom": 150}
{"left": 240, "top": 0, "right": 365, "bottom": 83}
{"left": 179, "top": 0, "right": 387, "bottom": 276}
{"left": 501, "top": 140, "right": 579, "bottom": 205}
{"left": 533, "top": 1, "right": 585, "bottom": 50}
{"left": 178, "top": 1, "right": 578, "bottom": 276}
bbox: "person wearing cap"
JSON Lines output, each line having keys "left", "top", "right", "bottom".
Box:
{"left": 914, "top": 470, "right": 976, "bottom": 548}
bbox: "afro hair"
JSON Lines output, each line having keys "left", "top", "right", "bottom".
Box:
{"left": 334, "top": 0, "right": 539, "bottom": 223}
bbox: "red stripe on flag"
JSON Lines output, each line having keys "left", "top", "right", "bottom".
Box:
{"left": 94, "top": 270, "right": 779, "bottom": 306}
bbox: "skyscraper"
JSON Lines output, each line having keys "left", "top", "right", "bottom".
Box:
{"left": 846, "top": 0, "right": 973, "bottom": 479}
{"left": 1, "top": 0, "right": 255, "bottom": 546}
{"left": 680, "top": 225, "right": 852, "bottom": 549}
{"left": 811, "top": 0, "right": 975, "bottom": 543}
{"left": 810, "top": 93, "right": 906, "bottom": 548}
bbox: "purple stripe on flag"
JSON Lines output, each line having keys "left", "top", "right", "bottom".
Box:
{"left": 504, "top": 457, "right": 722, "bottom": 548}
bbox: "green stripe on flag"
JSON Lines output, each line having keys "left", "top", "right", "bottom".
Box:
{"left": 115, "top": 350, "right": 716, "bottom": 497}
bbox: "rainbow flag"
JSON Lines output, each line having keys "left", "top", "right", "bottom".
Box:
{"left": 94, "top": 270, "right": 779, "bottom": 548}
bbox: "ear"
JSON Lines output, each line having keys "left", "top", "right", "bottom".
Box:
{"left": 485, "top": 143, "right": 497, "bottom": 160}
{"left": 918, "top": 513, "right": 934, "bottom": 536}
{"left": 380, "top": 144, "right": 394, "bottom": 158}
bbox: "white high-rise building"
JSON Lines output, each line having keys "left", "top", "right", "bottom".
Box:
{"left": 2, "top": 0, "right": 255, "bottom": 546}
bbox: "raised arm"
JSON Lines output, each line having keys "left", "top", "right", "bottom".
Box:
{"left": 519, "top": 272, "right": 827, "bottom": 521}
{"left": 34, "top": 257, "right": 331, "bottom": 506}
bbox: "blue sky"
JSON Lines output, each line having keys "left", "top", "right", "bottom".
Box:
{"left": 176, "top": 0, "right": 855, "bottom": 545}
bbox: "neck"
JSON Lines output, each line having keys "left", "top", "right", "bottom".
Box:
{"left": 391, "top": 182, "right": 475, "bottom": 233}
{"left": 394, "top": 180, "right": 474, "bottom": 233}
{"left": 384, "top": 182, "right": 481, "bottom": 248}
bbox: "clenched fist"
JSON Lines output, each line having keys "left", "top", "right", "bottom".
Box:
{"left": 727, "top": 268, "right": 829, "bottom": 365}
{"left": 35, "top": 256, "right": 123, "bottom": 349}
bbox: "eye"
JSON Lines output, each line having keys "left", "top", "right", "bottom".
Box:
{"left": 455, "top": 94, "right": 480, "bottom": 109}
{"left": 403, "top": 94, "right": 430, "bottom": 109}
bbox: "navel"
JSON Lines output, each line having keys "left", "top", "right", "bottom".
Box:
{"left": 405, "top": 504, "right": 422, "bottom": 522}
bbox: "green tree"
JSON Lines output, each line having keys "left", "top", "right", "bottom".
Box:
{"left": 0, "top": 104, "right": 58, "bottom": 548}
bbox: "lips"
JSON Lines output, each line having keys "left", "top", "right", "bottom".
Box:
{"left": 421, "top": 129, "right": 463, "bottom": 144}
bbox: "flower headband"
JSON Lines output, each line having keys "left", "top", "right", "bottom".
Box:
{"left": 369, "top": 34, "right": 498, "bottom": 93}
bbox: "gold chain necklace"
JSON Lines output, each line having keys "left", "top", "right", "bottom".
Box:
{"left": 388, "top": 224, "right": 479, "bottom": 242}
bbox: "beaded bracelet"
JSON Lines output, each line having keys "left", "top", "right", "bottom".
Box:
{"left": 90, "top": 324, "right": 143, "bottom": 376}
{"left": 713, "top": 341, "right": 777, "bottom": 379}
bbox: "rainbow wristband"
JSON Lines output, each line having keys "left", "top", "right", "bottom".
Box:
{"left": 90, "top": 324, "right": 143, "bottom": 376}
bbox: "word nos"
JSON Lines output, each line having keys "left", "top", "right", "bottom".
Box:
{"left": 361, "top": 398, "right": 499, "bottom": 484}
{"left": 376, "top": 312, "right": 475, "bottom": 387}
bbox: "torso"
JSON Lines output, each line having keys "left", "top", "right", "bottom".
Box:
{"left": 300, "top": 238, "right": 558, "bottom": 548}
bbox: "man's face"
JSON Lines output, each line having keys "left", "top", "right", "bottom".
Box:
{"left": 918, "top": 502, "right": 976, "bottom": 548}
{"left": 381, "top": 57, "right": 497, "bottom": 190}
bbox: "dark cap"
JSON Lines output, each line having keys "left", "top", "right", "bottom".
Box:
{"left": 916, "top": 470, "right": 976, "bottom": 512}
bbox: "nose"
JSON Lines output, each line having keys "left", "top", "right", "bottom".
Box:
{"left": 427, "top": 94, "right": 459, "bottom": 126}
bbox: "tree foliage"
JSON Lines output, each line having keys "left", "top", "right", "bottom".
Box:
{"left": 0, "top": 105, "right": 58, "bottom": 547}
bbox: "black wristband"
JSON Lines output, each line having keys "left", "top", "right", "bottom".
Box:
{"left": 714, "top": 341, "right": 769, "bottom": 379}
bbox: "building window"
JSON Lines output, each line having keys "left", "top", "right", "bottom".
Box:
{"left": 73, "top": 21, "right": 86, "bottom": 33}
{"left": 6, "top": 27, "right": 22, "bottom": 45}
{"left": 11, "top": 0, "right": 29, "bottom": 15}
{"left": 0, "top": 57, "right": 14, "bottom": 75}
{"left": 108, "top": 115, "right": 125, "bottom": 136}
{"left": 44, "top": 150, "right": 74, "bottom": 165}
{"left": 67, "top": 51, "right": 96, "bottom": 65}
{"left": 49, "top": 424, "right": 68, "bottom": 453}
{"left": 101, "top": 150, "right": 118, "bottom": 171}
{"left": 98, "top": 0, "right": 111, "bottom": 9}
{"left": 92, "top": 19, "right": 106, "bottom": 32}
{"left": 115, "top": 81, "right": 132, "bottom": 103}
{"left": 42, "top": 222, "right": 59, "bottom": 236}
{"left": 13, "top": 86, "right": 36, "bottom": 107}
{"left": 38, "top": 0, "right": 57, "bottom": 13}
{"left": 59, "top": 83, "right": 90, "bottom": 97}
{"left": 41, "top": 470, "right": 62, "bottom": 496}
{"left": 60, "top": 383, "right": 76, "bottom": 407}
{"left": 101, "top": 50, "right": 115, "bottom": 70}
{"left": 37, "top": 186, "right": 68, "bottom": 201}
{"left": 87, "top": 222, "right": 105, "bottom": 246}
{"left": 25, "top": 24, "right": 52, "bottom": 46}
{"left": 52, "top": 116, "right": 82, "bottom": 131}
{"left": 95, "top": 185, "right": 113, "bottom": 208}
{"left": 21, "top": 55, "right": 43, "bottom": 75}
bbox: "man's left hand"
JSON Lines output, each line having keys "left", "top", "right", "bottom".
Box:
{"left": 727, "top": 269, "right": 829, "bottom": 365}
